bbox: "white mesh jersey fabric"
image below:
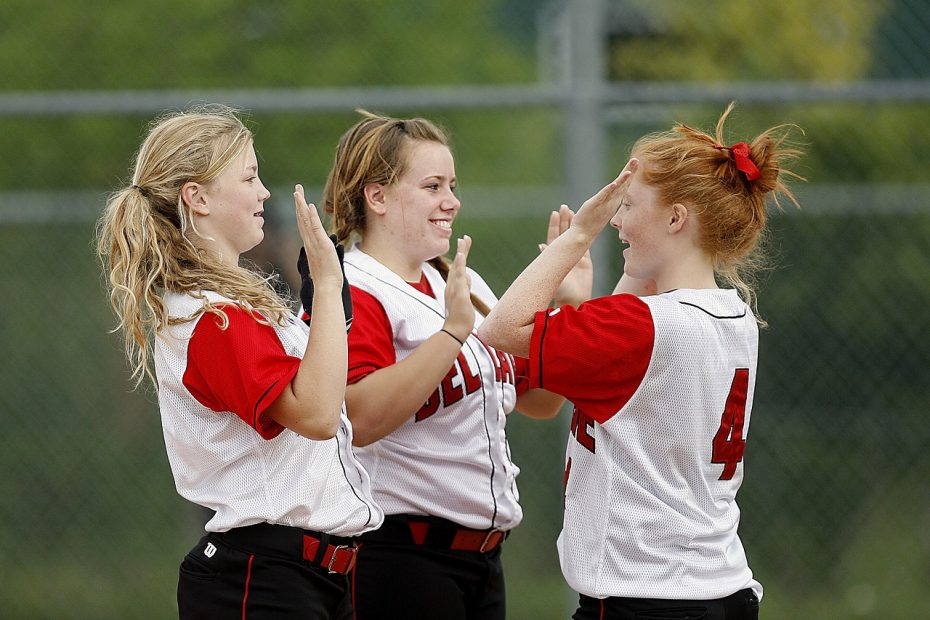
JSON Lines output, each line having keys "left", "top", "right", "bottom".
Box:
{"left": 154, "top": 290, "right": 383, "bottom": 536}
{"left": 557, "top": 289, "right": 763, "bottom": 601}
{"left": 344, "top": 246, "right": 523, "bottom": 531}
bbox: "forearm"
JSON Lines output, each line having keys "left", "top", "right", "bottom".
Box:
{"left": 479, "top": 229, "right": 592, "bottom": 356}
{"left": 266, "top": 284, "right": 347, "bottom": 440}
{"left": 514, "top": 388, "right": 566, "bottom": 419}
{"left": 347, "top": 330, "right": 464, "bottom": 446}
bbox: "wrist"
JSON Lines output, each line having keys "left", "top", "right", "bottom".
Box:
{"left": 564, "top": 226, "right": 596, "bottom": 248}
{"left": 310, "top": 279, "right": 343, "bottom": 295}
{"left": 439, "top": 324, "right": 469, "bottom": 345}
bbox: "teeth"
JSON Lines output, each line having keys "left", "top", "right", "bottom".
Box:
{"left": 432, "top": 220, "right": 451, "bottom": 228}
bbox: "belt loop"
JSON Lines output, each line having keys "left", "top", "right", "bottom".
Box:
{"left": 312, "top": 532, "right": 330, "bottom": 565}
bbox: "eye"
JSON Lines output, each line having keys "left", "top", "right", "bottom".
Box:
{"left": 425, "top": 183, "right": 440, "bottom": 191}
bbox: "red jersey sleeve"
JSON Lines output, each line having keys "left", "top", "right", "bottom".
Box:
{"left": 183, "top": 305, "right": 301, "bottom": 439}
{"left": 528, "top": 294, "right": 655, "bottom": 423}
{"left": 347, "top": 285, "right": 396, "bottom": 385}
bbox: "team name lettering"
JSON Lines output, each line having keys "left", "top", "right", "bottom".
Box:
{"left": 570, "top": 407, "right": 596, "bottom": 454}
{"left": 476, "top": 338, "right": 517, "bottom": 383}
{"left": 415, "top": 352, "right": 483, "bottom": 422}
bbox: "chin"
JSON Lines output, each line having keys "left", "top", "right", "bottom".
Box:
{"left": 431, "top": 240, "right": 451, "bottom": 260}
{"left": 244, "top": 234, "right": 264, "bottom": 254}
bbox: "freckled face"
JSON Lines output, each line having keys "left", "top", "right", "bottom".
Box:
{"left": 609, "top": 171, "right": 671, "bottom": 281}
{"left": 381, "top": 140, "right": 461, "bottom": 264}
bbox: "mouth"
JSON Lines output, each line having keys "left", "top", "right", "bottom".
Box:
{"left": 430, "top": 218, "right": 452, "bottom": 231}
{"left": 254, "top": 210, "right": 264, "bottom": 218}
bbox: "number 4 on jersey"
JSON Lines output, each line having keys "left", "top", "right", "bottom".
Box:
{"left": 711, "top": 368, "right": 750, "bottom": 480}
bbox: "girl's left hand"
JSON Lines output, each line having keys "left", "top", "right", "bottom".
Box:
{"left": 540, "top": 205, "right": 592, "bottom": 307}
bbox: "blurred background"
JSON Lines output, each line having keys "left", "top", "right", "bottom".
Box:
{"left": 1, "top": 0, "right": 928, "bottom": 618}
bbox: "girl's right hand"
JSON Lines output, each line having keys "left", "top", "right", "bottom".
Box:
{"left": 294, "top": 184, "right": 342, "bottom": 291}
{"left": 572, "top": 158, "right": 638, "bottom": 240}
{"left": 442, "top": 236, "right": 475, "bottom": 342}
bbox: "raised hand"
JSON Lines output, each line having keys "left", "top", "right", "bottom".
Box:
{"left": 442, "top": 235, "right": 475, "bottom": 343}
{"left": 571, "top": 158, "right": 638, "bottom": 241}
{"left": 539, "top": 205, "right": 593, "bottom": 307}
{"left": 294, "top": 184, "right": 343, "bottom": 292}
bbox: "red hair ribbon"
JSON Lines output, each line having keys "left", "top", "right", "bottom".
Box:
{"left": 714, "top": 141, "right": 761, "bottom": 182}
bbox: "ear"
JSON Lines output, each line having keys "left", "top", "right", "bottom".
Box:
{"left": 668, "top": 203, "right": 688, "bottom": 234}
{"left": 181, "top": 181, "right": 209, "bottom": 216}
{"left": 363, "top": 183, "right": 388, "bottom": 215}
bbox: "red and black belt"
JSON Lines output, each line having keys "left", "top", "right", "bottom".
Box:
{"left": 217, "top": 522, "right": 358, "bottom": 575}
{"left": 360, "top": 514, "right": 508, "bottom": 553}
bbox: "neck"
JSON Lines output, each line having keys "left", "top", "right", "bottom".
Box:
{"left": 654, "top": 251, "right": 717, "bottom": 293}
{"left": 194, "top": 237, "right": 238, "bottom": 268}
{"left": 358, "top": 237, "right": 424, "bottom": 282}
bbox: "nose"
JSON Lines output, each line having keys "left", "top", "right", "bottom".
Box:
{"left": 443, "top": 191, "right": 461, "bottom": 212}
{"left": 610, "top": 210, "right": 622, "bottom": 230}
{"left": 258, "top": 179, "right": 271, "bottom": 201}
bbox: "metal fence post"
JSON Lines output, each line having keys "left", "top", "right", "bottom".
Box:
{"left": 561, "top": 0, "right": 611, "bottom": 296}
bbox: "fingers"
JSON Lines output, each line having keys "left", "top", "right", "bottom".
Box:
{"left": 581, "top": 159, "right": 639, "bottom": 212}
{"left": 596, "top": 158, "right": 639, "bottom": 201}
{"left": 546, "top": 204, "right": 576, "bottom": 246}
{"left": 559, "top": 204, "right": 573, "bottom": 234}
{"left": 455, "top": 234, "right": 472, "bottom": 264}
{"left": 449, "top": 235, "right": 472, "bottom": 287}
{"left": 547, "top": 210, "right": 560, "bottom": 244}
{"left": 611, "top": 158, "right": 638, "bottom": 190}
{"left": 294, "top": 184, "right": 327, "bottom": 242}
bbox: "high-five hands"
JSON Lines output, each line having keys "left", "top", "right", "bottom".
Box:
{"left": 539, "top": 205, "right": 593, "bottom": 307}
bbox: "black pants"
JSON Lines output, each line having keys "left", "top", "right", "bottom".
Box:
{"left": 352, "top": 516, "right": 507, "bottom": 620}
{"left": 177, "top": 526, "right": 353, "bottom": 620}
{"left": 573, "top": 588, "right": 759, "bottom": 620}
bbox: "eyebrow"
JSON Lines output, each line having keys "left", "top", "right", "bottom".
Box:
{"left": 421, "top": 174, "right": 455, "bottom": 183}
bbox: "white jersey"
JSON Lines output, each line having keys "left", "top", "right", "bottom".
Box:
{"left": 529, "top": 289, "right": 762, "bottom": 600}
{"left": 343, "top": 246, "right": 524, "bottom": 531}
{"left": 154, "top": 290, "right": 383, "bottom": 536}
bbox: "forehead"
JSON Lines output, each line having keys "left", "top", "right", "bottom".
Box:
{"left": 237, "top": 142, "right": 258, "bottom": 167}
{"left": 210, "top": 142, "right": 256, "bottom": 184}
{"left": 624, "top": 171, "right": 653, "bottom": 202}
{"left": 401, "top": 140, "right": 454, "bottom": 177}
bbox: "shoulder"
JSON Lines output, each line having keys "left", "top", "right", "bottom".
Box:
{"left": 350, "top": 284, "right": 389, "bottom": 316}
{"left": 652, "top": 289, "right": 751, "bottom": 321}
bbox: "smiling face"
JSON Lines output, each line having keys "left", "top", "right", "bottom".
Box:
{"left": 194, "top": 143, "right": 271, "bottom": 264}
{"left": 609, "top": 170, "right": 674, "bottom": 282}
{"left": 380, "top": 139, "right": 460, "bottom": 266}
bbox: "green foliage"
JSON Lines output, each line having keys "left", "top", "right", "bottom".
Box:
{"left": 0, "top": 0, "right": 534, "bottom": 90}
{"left": 0, "top": 0, "right": 554, "bottom": 191}
{"left": 611, "top": 0, "right": 886, "bottom": 81}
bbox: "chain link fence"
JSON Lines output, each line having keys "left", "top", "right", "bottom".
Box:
{"left": 1, "top": 1, "right": 929, "bottom": 618}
